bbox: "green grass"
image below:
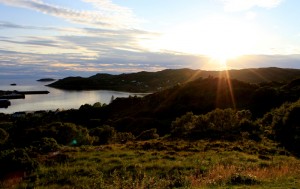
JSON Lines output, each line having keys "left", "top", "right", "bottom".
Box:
{"left": 3, "top": 139, "right": 300, "bottom": 189}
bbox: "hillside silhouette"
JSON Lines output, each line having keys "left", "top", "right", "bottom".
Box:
{"left": 56, "top": 76, "right": 300, "bottom": 136}
{"left": 48, "top": 67, "right": 300, "bottom": 92}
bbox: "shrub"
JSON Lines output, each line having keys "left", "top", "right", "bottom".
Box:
{"left": 31, "top": 137, "right": 60, "bottom": 153}
{"left": 171, "top": 112, "right": 195, "bottom": 137}
{"left": 0, "top": 122, "right": 14, "bottom": 131}
{"left": 267, "top": 99, "right": 300, "bottom": 155}
{"left": 114, "top": 132, "right": 135, "bottom": 144}
{"left": 205, "top": 108, "right": 239, "bottom": 131}
{"left": 93, "top": 102, "right": 102, "bottom": 107}
{"left": 228, "top": 173, "right": 260, "bottom": 185}
{"left": 136, "top": 128, "right": 159, "bottom": 141}
{"left": 239, "top": 119, "right": 262, "bottom": 141}
{"left": 236, "top": 109, "right": 252, "bottom": 120}
{"left": 191, "top": 114, "right": 209, "bottom": 133}
{"left": 42, "top": 122, "right": 94, "bottom": 146}
{"left": 0, "top": 128, "right": 9, "bottom": 145}
{"left": 142, "top": 141, "right": 167, "bottom": 151}
{"left": 90, "top": 125, "right": 116, "bottom": 145}
{"left": 167, "top": 169, "right": 191, "bottom": 188}
{"left": 0, "top": 149, "right": 39, "bottom": 178}
{"left": 171, "top": 109, "right": 258, "bottom": 140}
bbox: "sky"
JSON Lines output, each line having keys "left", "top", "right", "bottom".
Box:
{"left": 1, "top": 0, "right": 300, "bottom": 78}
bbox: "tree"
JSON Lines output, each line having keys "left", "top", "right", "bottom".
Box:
{"left": 93, "top": 102, "right": 102, "bottom": 108}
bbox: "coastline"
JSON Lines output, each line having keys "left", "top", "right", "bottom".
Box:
{"left": 0, "top": 79, "right": 149, "bottom": 114}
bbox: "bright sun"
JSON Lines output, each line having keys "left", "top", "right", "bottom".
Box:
{"left": 140, "top": 16, "right": 258, "bottom": 70}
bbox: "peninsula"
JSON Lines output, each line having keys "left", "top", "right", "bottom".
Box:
{"left": 37, "top": 78, "right": 56, "bottom": 82}
{"left": 48, "top": 67, "right": 300, "bottom": 92}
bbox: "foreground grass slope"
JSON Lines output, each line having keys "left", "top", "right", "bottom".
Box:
{"left": 7, "top": 139, "right": 300, "bottom": 189}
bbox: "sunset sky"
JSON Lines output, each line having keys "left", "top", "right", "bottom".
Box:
{"left": 1, "top": 0, "right": 300, "bottom": 78}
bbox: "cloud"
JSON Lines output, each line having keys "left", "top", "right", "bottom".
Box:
{"left": 0, "top": 46, "right": 207, "bottom": 78}
{"left": 0, "top": 21, "right": 160, "bottom": 59}
{"left": 0, "top": 21, "right": 32, "bottom": 29}
{"left": 1, "top": 38, "right": 60, "bottom": 48}
{"left": 81, "top": 0, "right": 134, "bottom": 18}
{"left": 2, "top": 49, "right": 300, "bottom": 80}
{"left": 1, "top": 46, "right": 300, "bottom": 79}
{"left": 221, "top": 0, "right": 284, "bottom": 11}
{"left": 0, "top": 21, "right": 83, "bottom": 34}
{"left": 0, "top": 21, "right": 157, "bottom": 39}
{"left": 0, "top": 0, "right": 138, "bottom": 29}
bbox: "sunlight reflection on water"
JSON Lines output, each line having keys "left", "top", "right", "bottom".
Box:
{"left": 0, "top": 79, "right": 147, "bottom": 114}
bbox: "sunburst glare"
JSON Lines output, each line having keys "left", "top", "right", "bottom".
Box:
{"left": 140, "top": 16, "right": 259, "bottom": 71}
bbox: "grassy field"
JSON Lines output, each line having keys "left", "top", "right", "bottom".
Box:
{"left": 3, "top": 138, "right": 298, "bottom": 189}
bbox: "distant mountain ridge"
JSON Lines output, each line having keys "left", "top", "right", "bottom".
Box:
{"left": 48, "top": 67, "right": 300, "bottom": 92}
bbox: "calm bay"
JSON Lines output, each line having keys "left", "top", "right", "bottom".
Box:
{"left": 0, "top": 78, "right": 147, "bottom": 114}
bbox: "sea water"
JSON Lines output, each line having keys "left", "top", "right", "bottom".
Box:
{"left": 0, "top": 78, "right": 147, "bottom": 114}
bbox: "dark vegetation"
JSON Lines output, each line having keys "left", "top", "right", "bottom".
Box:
{"left": 37, "top": 78, "right": 56, "bottom": 82}
{"left": 48, "top": 67, "right": 300, "bottom": 92}
{"left": 1, "top": 68, "right": 300, "bottom": 188}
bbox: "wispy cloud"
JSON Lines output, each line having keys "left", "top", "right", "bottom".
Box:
{"left": 221, "top": 0, "right": 284, "bottom": 12}
{"left": 0, "top": 0, "right": 138, "bottom": 29}
{"left": 0, "top": 21, "right": 160, "bottom": 62}
{"left": 0, "top": 21, "right": 83, "bottom": 33}
{"left": 0, "top": 48, "right": 203, "bottom": 78}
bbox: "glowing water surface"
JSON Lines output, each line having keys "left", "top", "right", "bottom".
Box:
{"left": 0, "top": 79, "right": 147, "bottom": 114}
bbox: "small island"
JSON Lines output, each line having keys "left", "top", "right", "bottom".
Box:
{"left": 37, "top": 78, "right": 56, "bottom": 82}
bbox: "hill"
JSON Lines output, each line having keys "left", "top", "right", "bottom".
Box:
{"left": 1, "top": 74, "right": 300, "bottom": 188}
{"left": 57, "top": 76, "right": 300, "bottom": 137}
{"left": 48, "top": 67, "right": 300, "bottom": 92}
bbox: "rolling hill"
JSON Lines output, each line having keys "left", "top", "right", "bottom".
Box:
{"left": 48, "top": 67, "right": 300, "bottom": 92}
{"left": 58, "top": 76, "right": 300, "bottom": 136}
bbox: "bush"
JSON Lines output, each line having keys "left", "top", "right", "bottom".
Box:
{"left": 239, "top": 119, "right": 262, "bottom": 141}
{"left": 0, "top": 128, "right": 9, "bottom": 145}
{"left": 266, "top": 99, "right": 300, "bottom": 155}
{"left": 228, "top": 173, "right": 260, "bottom": 185}
{"left": 0, "top": 122, "right": 14, "bottom": 131}
{"left": 171, "top": 109, "right": 258, "bottom": 140}
{"left": 171, "top": 112, "right": 195, "bottom": 137}
{"left": 205, "top": 108, "right": 239, "bottom": 131}
{"left": 90, "top": 125, "right": 116, "bottom": 145}
{"left": 42, "top": 122, "right": 94, "bottom": 146}
{"left": 31, "top": 137, "right": 60, "bottom": 153}
{"left": 0, "top": 149, "right": 39, "bottom": 178}
{"left": 167, "top": 169, "right": 191, "bottom": 188}
{"left": 114, "top": 132, "right": 135, "bottom": 144}
{"left": 136, "top": 128, "right": 159, "bottom": 141}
